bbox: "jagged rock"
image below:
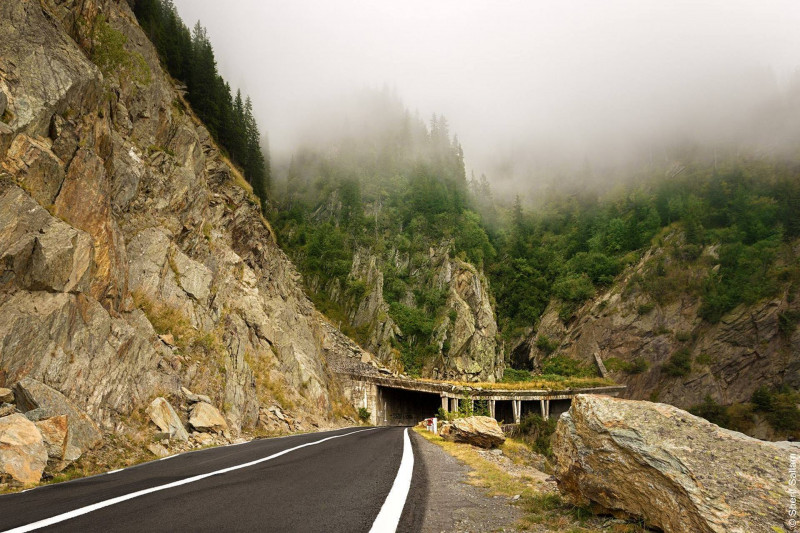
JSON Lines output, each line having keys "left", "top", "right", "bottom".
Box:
{"left": 440, "top": 416, "right": 505, "bottom": 448}
{"left": 2, "top": 135, "right": 66, "bottom": 206}
{"left": 0, "top": 90, "right": 7, "bottom": 119}
{"left": 189, "top": 402, "right": 228, "bottom": 434}
{"left": 0, "top": 404, "right": 15, "bottom": 417}
{"left": 435, "top": 253, "right": 503, "bottom": 382}
{"left": 0, "top": 388, "right": 13, "bottom": 403}
{"left": 553, "top": 394, "right": 796, "bottom": 533}
{"left": 12, "top": 379, "right": 101, "bottom": 455}
{"left": 181, "top": 387, "right": 212, "bottom": 405}
{"left": 159, "top": 334, "right": 176, "bottom": 347}
{"left": 0, "top": 183, "right": 93, "bottom": 294}
{"left": 146, "top": 443, "right": 169, "bottom": 458}
{"left": 34, "top": 415, "right": 73, "bottom": 470}
{"left": 146, "top": 398, "right": 189, "bottom": 442}
{"left": 0, "top": 413, "right": 47, "bottom": 485}
{"left": 191, "top": 432, "right": 214, "bottom": 447}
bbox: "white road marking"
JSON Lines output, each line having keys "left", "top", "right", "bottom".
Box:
{"left": 369, "top": 428, "right": 414, "bottom": 533}
{"left": 2, "top": 428, "right": 375, "bottom": 533}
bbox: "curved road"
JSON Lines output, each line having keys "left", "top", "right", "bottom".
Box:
{"left": 0, "top": 427, "right": 428, "bottom": 532}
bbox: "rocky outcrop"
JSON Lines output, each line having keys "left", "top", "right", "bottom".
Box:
{"left": 34, "top": 415, "right": 72, "bottom": 470}
{"left": 0, "top": 0, "right": 367, "bottom": 450}
{"left": 189, "top": 402, "right": 228, "bottom": 434}
{"left": 440, "top": 416, "right": 505, "bottom": 448}
{"left": 517, "top": 234, "right": 800, "bottom": 411}
{"left": 13, "top": 378, "right": 101, "bottom": 455}
{"left": 553, "top": 394, "right": 796, "bottom": 533}
{"left": 0, "top": 413, "right": 48, "bottom": 485}
{"left": 146, "top": 397, "right": 189, "bottom": 442}
{"left": 433, "top": 252, "right": 503, "bottom": 382}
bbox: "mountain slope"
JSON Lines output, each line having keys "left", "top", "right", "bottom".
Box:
{"left": 0, "top": 0, "right": 360, "bottom": 440}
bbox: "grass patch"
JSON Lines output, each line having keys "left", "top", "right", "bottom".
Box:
{"left": 413, "top": 428, "right": 644, "bottom": 532}
{"left": 418, "top": 375, "right": 616, "bottom": 391}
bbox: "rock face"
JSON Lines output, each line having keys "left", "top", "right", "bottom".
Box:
{"left": 13, "top": 378, "right": 101, "bottom": 454}
{"left": 553, "top": 394, "right": 796, "bottom": 533}
{"left": 433, "top": 253, "right": 502, "bottom": 382}
{"left": 189, "top": 402, "right": 228, "bottom": 434}
{"left": 0, "top": 413, "right": 48, "bottom": 485}
{"left": 146, "top": 398, "right": 188, "bottom": 442}
{"left": 0, "top": 0, "right": 368, "bottom": 447}
{"left": 516, "top": 233, "right": 800, "bottom": 412}
{"left": 34, "top": 415, "right": 71, "bottom": 470}
{"left": 441, "top": 416, "right": 505, "bottom": 448}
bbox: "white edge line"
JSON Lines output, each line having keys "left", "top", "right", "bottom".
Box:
{"left": 369, "top": 428, "right": 414, "bottom": 533}
{"left": 3, "top": 428, "right": 375, "bottom": 533}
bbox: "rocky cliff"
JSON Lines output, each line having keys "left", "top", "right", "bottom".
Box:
{"left": 311, "top": 241, "right": 503, "bottom": 382}
{"left": 517, "top": 229, "right": 800, "bottom": 424}
{"left": 0, "top": 0, "right": 362, "bottom": 443}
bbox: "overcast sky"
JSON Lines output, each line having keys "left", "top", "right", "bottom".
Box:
{"left": 172, "top": 0, "right": 800, "bottom": 183}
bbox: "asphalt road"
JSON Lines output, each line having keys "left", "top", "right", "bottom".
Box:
{"left": 0, "top": 426, "right": 427, "bottom": 533}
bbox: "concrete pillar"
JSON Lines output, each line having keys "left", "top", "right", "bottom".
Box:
{"left": 470, "top": 399, "right": 475, "bottom": 414}
{"left": 545, "top": 400, "right": 550, "bottom": 420}
{"left": 512, "top": 400, "right": 521, "bottom": 424}
{"left": 441, "top": 395, "right": 449, "bottom": 413}
{"left": 540, "top": 399, "right": 546, "bottom": 418}
{"left": 451, "top": 397, "right": 459, "bottom": 413}
{"left": 489, "top": 400, "right": 496, "bottom": 419}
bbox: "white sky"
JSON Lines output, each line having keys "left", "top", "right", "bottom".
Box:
{"left": 172, "top": 0, "right": 800, "bottom": 180}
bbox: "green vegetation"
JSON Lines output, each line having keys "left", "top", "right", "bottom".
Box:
{"left": 134, "top": 0, "right": 270, "bottom": 210}
{"left": 500, "top": 368, "right": 532, "bottom": 383}
{"left": 266, "top": 80, "right": 800, "bottom": 378}
{"left": 662, "top": 348, "right": 692, "bottom": 377}
{"left": 604, "top": 356, "right": 649, "bottom": 374}
{"left": 540, "top": 355, "right": 595, "bottom": 378}
{"left": 91, "top": 15, "right": 151, "bottom": 86}
{"left": 518, "top": 414, "right": 557, "bottom": 456}
{"left": 689, "top": 387, "right": 800, "bottom": 438}
{"left": 357, "top": 407, "right": 371, "bottom": 423}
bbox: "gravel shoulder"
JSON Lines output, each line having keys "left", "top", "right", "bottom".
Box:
{"left": 410, "top": 429, "right": 523, "bottom": 532}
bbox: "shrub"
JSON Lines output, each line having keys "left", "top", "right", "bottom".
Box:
{"left": 552, "top": 273, "right": 595, "bottom": 303}
{"left": 540, "top": 355, "right": 594, "bottom": 377}
{"left": 91, "top": 16, "right": 151, "bottom": 85}
{"left": 502, "top": 368, "right": 532, "bottom": 383}
{"left": 689, "top": 396, "right": 730, "bottom": 427}
{"left": 357, "top": 407, "right": 371, "bottom": 423}
{"left": 779, "top": 310, "right": 800, "bottom": 336}
{"left": 519, "top": 414, "right": 558, "bottom": 457}
{"left": 604, "top": 356, "right": 649, "bottom": 374}
{"left": 662, "top": 348, "right": 692, "bottom": 377}
{"left": 535, "top": 335, "right": 558, "bottom": 355}
{"left": 637, "top": 302, "right": 655, "bottom": 315}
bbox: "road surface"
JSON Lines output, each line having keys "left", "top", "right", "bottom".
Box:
{"left": 0, "top": 427, "right": 427, "bottom": 532}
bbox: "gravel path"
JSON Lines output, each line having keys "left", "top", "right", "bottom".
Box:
{"left": 409, "top": 430, "right": 523, "bottom": 533}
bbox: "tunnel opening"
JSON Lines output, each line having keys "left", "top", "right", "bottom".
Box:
{"left": 376, "top": 386, "right": 442, "bottom": 426}
{"left": 494, "top": 400, "right": 514, "bottom": 424}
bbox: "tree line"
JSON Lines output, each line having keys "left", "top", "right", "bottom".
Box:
{"left": 133, "top": 0, "right": 270, "bottom": 210}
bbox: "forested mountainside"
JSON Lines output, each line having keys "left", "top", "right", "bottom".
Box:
{"left": 270, "top": 89, "right": 800, "bottom": 437}
{"left": 0, "top": 0, "right": 364, "bottom": 450}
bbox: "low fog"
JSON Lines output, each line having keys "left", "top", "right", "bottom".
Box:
{"left": 172, "top": 0, "right": 800, "bottom": 194}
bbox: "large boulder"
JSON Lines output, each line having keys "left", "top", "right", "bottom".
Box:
{"left": 0, "top": 388, "right": 13, "bottom": 403}
{"left": 146, "top": 398, "right": 189, "bottom": 442}
{"left": 189, "top": 402, "right": 228, "bottom": 434}
{"left": 34, "top": 415, "right": 75, "bottom": 471}
{"left": 553, "top": 394, "right": 797, "bottom": 533}
{"left": 0, "top": 413, "right": 47, "bottom": 485}
{"left": 12, "top": 379, "right": 101, "bottom": 454}
{"left": 440, "top": 416, "right": 505, "bottom": 448}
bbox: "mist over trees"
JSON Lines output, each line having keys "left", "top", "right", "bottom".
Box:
{"left": 134, "top": 0, "right": 270, "bottom": 209}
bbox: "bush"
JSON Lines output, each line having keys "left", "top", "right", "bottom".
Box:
{"left": 751, "top": 386, "right": 800, "bottom": 432}
{"left": 357, "top": 407, "right": 371, "bottom": 423}
{"left": 535, "top": 335, "right": 558, "bottom": 355}
{"left": 605, "top": 356, "right": 649, "bottom": 374}
{"left": 662, "top": 348, "right": 692, "bottom": 377}
{"left": 501, "top": 368, "right": 532, "bottom": 383}
{"left": 552, "top": 273, "right": 595, "bottom": 303}
{"left": 540, "top": 355, "right": 594, "bottom": 377}
{"left": 519, "top": 414, "right": 558, "bottom": 457}
{"left": 637, "top": 302, "right": 655, "bottom": 315}
{"left": 689, "top": 396, "right": 730, "bottom": 427}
